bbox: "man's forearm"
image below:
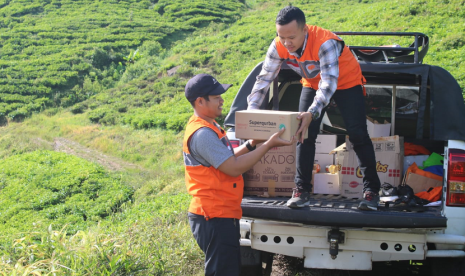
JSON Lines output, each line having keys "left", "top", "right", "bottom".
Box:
{"left": 247, "top": 41, "right": 283, "bottom": 110}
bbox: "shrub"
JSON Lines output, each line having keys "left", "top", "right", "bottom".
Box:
{"left": 7, "top": 109, "right": 28, "bottom": 122}
{"left": 88, "top": 107, "right": 109, "bottom": 123}
{"left": 43, "top": 107, "right": 60, "bottom": 117}
{"left": 140, "top": 40, "right": 163, "bottom": 57}
{"left": 70, "top": 103, "right": 87, "bottom": 114}
{"left": 0, "top": 150, "right": 134, "bottom": 237}
{"left": 0, "top": 115, "right": 7, "bottom": 126}
{"left": 91, "top": 48, "right": 112, "bottom": 69}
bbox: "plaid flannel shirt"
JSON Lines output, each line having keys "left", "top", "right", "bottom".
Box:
{"left": 247, "top": 36, "right": 342, "bottom": 120}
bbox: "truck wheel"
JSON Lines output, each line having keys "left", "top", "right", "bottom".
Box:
{"left": 261, "top": 251, "right": 273, "bottom": 276}
{"left": 431, "top": 258, "right": 465, "bottom": 276}
{"left": 239, "top": 246, "right": 274, "bottom": 276}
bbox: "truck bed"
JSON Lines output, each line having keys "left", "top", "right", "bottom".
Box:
{"left": 241, "top": 194, "right": 446, "bottom": 229}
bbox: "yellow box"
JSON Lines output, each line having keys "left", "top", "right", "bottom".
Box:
{"left": 235, "top": 110, "right": 308, "bottom": 141}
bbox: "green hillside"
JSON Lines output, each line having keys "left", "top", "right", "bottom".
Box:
{"left": 76, "top": 0, "right": 465, "bottom": 132}
{"left": 0, "top": 0, "right": 245, "bottom": 123}
{"left": 1, "top": 0, "right": 464, "bottom": 275}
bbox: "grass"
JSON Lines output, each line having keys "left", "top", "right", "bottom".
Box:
{"left": 1, "top": 0, "right": 464, "bottom": 275}
{"left": 0, "top": 111, "right": 194, "bottom": 275}
{"left": 0, "top": 193, "right": 201, "bottom": 275}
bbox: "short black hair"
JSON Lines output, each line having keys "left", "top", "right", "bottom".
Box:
{"left": 275, "top": 6, "right": 306, "bottom": 28}
{"left": 189, "top": 95, "right": 210, "bottom": 108}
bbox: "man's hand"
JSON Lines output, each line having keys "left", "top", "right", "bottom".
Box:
{"left": 263, "top": 127, "right": 295, "bottom": 148}
{"left": 295, "top": 112, "right": 313, "bottom": 143}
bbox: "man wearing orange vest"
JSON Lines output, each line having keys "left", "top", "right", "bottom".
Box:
{"left": 183, "top": 74, "right": 294, "bottom": 276}
{"left": 247, "top": 6, "right": 381, "bottom": 211}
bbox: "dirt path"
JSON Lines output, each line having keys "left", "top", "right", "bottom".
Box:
{"left": 53, "top": 137, "right": 140, "bottom": 171}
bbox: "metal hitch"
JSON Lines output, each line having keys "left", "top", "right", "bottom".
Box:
{"left": 327, "top": 228, "right": 345, "bottom": 259}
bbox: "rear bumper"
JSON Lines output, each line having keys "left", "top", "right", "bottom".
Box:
{"left": 239, "top": 219, "right": 465, "bottom": 270}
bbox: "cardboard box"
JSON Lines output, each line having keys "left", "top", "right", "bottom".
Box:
{"left": 405, "top": 172, "right": 443, "bottom": 194}
{"left": 367, "top": 116, "right": 391, "bottom": 138}
{"left": 235, "top": 110, "right": 308, "bottom": 141}
{"left": 313, "top": 173, "right": 341, "bottom": 194}
{"left": 315, "top": 134, "right": 337, "bottom": 153}
{"left": 403, "top": 155, "right": 429, "bottom": 174}
{"left": 332, "top": 135, "right": 404, "bottom": 199}
{"left": 314, "top": 153, "right": 334, "bottom": 170}
{"left": 243, "top": 143, "right": 300, "bottom": 197}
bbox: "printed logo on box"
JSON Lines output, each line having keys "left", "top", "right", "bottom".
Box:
{"left": 281, "top": 167, "right": 294, "bottom": 175}
{"left": 349, "top": 181, "right": 360, "bottom": 188}
{"left": 280, "top": 167, "right": 295, "bottom": 182}
{"left": 388, "top": 169, "right": 400, "bottom": 177}
{"left": 280, "top": 175, "right": 295, "bottom": 182}
{"left": 262, "top": 167, "right": 278, "bottom": 182}
{"left": 244, "top": 187, "right": 268, "bottom": 192}
{"left": 341, "top": 167, "right": 355, "bottom": 175}
{"left": 263, "top": 167, "right": 276, "bottom": 174}
{"left": 259, "top": 154, "right": 295, "bottom": 165}
{"left": 244, "top": 169, "right": 260, "bottom": 182}
{"left": 236, "top": 123, "right": 247, "bottom": 130}
{"left": 262, "top": 174, "right": 279, "bottom": 182}
{"left": 373, "top": 143, "right": 383, "bottom": 152}
{"left": 249, "top": 120, "right": 277, "bottom": 129}
{"left": 355, "top": 161, "right": 389, "bottom": 178}
{"left": 386, "top": 142, "right": 395, "bottom": 151}
{"left": 275, "top": 187, "right": 293, "bottom": 192}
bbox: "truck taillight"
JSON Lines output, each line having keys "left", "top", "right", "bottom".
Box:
{"left": 446, "top": 149, "right": 465, "bottom": 207}
{"left": 230, "top": 140, "right": 240, "bottom": 148}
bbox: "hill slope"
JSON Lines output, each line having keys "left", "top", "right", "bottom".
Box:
{"left": 77, "top": 0, "right": 465, "bottom": 132}
{"left": 0, "top": 0, "right": 246, "bottom": 122}
{"left": 1, "top": 0, "right": 465, "bottom": 275}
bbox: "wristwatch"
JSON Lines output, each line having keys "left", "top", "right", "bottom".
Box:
{"left": 309, "top": 109, "right": 320, "bottom": 121}
{"left": 245, "top": 140, "right": 256, "bottom": 151}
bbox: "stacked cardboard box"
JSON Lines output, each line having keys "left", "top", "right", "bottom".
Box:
{"left": 331, "top": 135, "right": 404, "bottom": 199}
{"left": 243, "top": 143, "right": 297, "bottom": 197}
{"left": 313, "top": 135, "right": 339, "bottom": 194}
{"left": 235, "top": 110, "right": 308, "bottom": 141}
{"left": 366, "top": 116, "right": 391, "bottom": 138}
{"left": 313, "top": 172, "right": 341, "bottom": 194}
{"left": 243, "top": 134, "right": 337, "bottom": 197}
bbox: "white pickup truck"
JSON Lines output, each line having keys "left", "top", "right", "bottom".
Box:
{"left": 223, "top": 33, "right": 465, "bottom": 276}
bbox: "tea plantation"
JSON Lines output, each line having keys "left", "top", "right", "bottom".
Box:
{"left": 0, "top": 0, "right": 464, "bottom": 274}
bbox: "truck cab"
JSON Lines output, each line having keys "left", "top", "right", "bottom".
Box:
{"left": 223, "top": 32, "right": 465, "bottom": 275}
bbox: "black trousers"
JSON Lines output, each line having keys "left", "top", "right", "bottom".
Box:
{"left": 188, "top": 212, "right": 241, "bottom": 276}
{"left": 295, "top": 85, "right": 381, "bottom": 194}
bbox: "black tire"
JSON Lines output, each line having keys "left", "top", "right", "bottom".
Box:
{"left": 239, "top": 247, "right": 274, "bottom": 276}
{"left": 261, "top": 251, "right": 273, "bottom": 276}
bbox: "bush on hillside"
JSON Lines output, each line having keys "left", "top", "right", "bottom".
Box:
{"left": 91, "top": 48, "right": 112, "bottom": 70}
{"left": 88, "top": 106, "right": 118, "bottom": 125}
{"left": 70, "top": 103, "right": 87, "bottom": 114}
{"left": 0, "top": 150, "right": 134, "bottom": 237}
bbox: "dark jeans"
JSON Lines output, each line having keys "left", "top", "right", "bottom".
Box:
{"left": 188, "top": 212, "right": 241, "bottom": 276}
{"left": 295, "top": 85, "right": 381, "bottom": 194}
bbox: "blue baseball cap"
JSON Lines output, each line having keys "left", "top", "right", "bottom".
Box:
{"left": 185, "top": 74, "right": 232, "bottom": 102}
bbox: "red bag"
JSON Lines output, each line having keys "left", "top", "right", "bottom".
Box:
{"left": 404, "top": 142, "right": 431, "bottom": 156}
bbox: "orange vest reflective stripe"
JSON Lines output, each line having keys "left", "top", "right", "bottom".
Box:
{"left": 183, "top": 115, "right": 244, "bottom": 220}
{"left": 275, "top": 25, "right": 366, "bottom": 93}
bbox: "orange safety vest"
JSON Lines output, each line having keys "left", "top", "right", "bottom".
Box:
{"left": 275, "top": 24, "right": 365, "bottom": 92}
{"left": 183, "top": 115, "right": 244, "bottom": 220}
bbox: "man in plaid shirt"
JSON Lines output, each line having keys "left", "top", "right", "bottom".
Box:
{"left": 247, "top": 6, "right": 381, "bottom": 211}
